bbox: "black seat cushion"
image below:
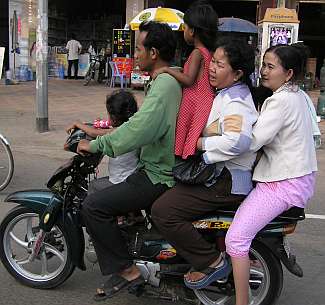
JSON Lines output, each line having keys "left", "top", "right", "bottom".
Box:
{"left": 211, "top": 199, "right": 304, "bottom": 221}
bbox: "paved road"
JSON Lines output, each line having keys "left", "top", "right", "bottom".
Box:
{"left": 0, "top": 80, "right": 324, "bottom": 305}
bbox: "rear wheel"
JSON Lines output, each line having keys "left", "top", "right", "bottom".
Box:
{"left": 0, "top": 206, "right": 75, "bottom": 288}
{"left": 194, "top": 240, "right": 283, "bottom": 305}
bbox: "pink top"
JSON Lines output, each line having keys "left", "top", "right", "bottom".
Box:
{"left": 174, "top": 47, "right": 215, "bottom": 159}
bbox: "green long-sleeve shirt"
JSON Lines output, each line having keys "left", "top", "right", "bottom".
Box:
{"left": 89, "top": 73, "right": 182, "bottom": 187}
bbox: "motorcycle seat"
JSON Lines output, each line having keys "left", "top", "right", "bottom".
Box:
{"left": 212, "top": 198, "right": 305, "bottom": 221}
{"left": 276, "top": 207, "right": 305, "bottom": 220}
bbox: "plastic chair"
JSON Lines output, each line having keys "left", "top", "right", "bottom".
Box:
{"left": 108, "top": 61, "right": 126, "bottom": 88}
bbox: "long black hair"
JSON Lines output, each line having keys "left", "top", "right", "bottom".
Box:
{"left": 106, "top": 90, "right": 138, "bottom": 127}
{"left": 183, "top": 2, "right": 218, "bottom": 51}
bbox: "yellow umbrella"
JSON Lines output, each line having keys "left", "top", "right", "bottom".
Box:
{"left": 129, "top": 7, "right": 184, "bottom": 31}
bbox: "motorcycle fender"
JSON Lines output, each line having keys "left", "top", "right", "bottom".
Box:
{"left": 5, "top": 190, "right": 86, "bottom": 271}
{"left": 61, "top": 212, "right": 86, "bottom": 271}
{"left": 259, "top": 237, "right": 303, "bottom": 277}
{"left": 5, "top": 189, "right": 63, "bottom": 215}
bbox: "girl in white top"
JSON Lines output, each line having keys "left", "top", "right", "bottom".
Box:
{"left": 224, "top": 44, "right": 317, "bottom": 305}
{"left": 66, "top": 90, "right": 139, "bottom": 192}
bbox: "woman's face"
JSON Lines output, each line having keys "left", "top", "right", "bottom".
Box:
{"left": 209, "top": 47, "right": 239, "bottom": 89}
{"left": 260, "top": 51, "right": 293, "bottom": 92}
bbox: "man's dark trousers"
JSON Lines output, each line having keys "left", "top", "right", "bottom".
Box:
{"left": 67, "top": 59, "right": 78, "bottom": 79}
{"left": 81, "top": 170, "right": 168, "bottom": 275}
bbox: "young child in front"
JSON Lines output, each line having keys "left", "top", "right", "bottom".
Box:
{"left": 154, "top": 3, "right": 218, "bottom": 159}
{"left": 66, "top": 89, "right": 139, "bottom": 193}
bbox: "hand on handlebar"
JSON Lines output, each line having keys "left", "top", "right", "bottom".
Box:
{"left": 65, "top": 120, "right": 82, "bottom": 134}
{"left": 77, "top": 139, "right": 92, "bottom": 156}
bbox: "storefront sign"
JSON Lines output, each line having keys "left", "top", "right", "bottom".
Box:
{"left": 261, "top": 7, "right": 299, "bottom": 24}
{"left": 113, "top": 29, "right": 131, "bottom": 58}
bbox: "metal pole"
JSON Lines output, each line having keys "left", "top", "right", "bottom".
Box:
{"left": 36, "top": 0, "right": 48, "bottom": 132}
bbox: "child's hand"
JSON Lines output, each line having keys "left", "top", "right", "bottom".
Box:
{"left": 152, "top": 67, "right": 168, "bottom": 80}
{"left": 65, "top": 120, "right": 82, "bottom": 134}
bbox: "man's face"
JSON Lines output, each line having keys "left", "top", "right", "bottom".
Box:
{"left": 134, "top": 31, "right": 152, "bottom": 72}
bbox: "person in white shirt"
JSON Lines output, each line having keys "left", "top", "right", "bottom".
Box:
{"left": 66, "top": 34, "right": 82, "bottom": 79}
{"left": 66, "top": 90, "right": 139, "bottom": 188}
{"left": 224, "top": 43, "right": 317, "bottom": 305}
{"left": 88, "top": 40, "right": 97, "bottom": 56}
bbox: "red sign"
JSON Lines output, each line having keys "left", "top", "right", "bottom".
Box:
{"left": 113, "top": 57, "right": 133, "bottom": 78}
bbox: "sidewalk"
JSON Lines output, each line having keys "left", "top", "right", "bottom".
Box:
{"left": 1, "top": 79, "right": 324, "bottom": 162}
{"left": 0, "top": 79, "right": 145, "bottom": 160}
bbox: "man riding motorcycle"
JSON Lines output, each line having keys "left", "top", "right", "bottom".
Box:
{"left": 76, "top": 21, "right": 182, "bottom": 300}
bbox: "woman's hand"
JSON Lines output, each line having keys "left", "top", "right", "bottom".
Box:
{"left": 152, "top": 67, "right": 168, "bottom": 80}
{"left": 203, "top": 119, "right": 220, "bottom": 137}
{"left": 197, "top": 137, "right": 203, "bottom": 150}
{"left": 77, "top": 139, "right": 91, "bottom": 156}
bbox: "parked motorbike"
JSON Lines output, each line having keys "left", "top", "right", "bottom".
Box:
{"left": 83, "top": 54, "right": 106, "bottom": 86}
{"left": 0, "top": 128, "right": 306, "bottom": 305}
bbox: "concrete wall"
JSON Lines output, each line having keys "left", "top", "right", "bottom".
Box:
{"left": 126, "top": 0, "right": 144, "bottom": 25}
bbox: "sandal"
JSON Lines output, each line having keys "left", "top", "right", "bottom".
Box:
{"left": 94, "top": 274, "right": 145, "bottom": 301}
{"left": 184, "top": 256, "right": 232, "bottom": 290}
{"left": 184, "top": 267, "right": 195, "bottom": 280}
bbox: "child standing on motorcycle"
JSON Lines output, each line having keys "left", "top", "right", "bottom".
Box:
{"left": 152, "top": 3, "right": 218, "bottom": 159}
{"left": 66, "top": 89, "right": 139, "bottom": 193}
{"left": 224, "top": 44, "right": 318, "bottom": 305}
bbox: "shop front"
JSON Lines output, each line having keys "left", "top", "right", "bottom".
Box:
{"left": 7, "top": 0, "right": 126, "bottom": 80}
{"left": 8, "top": 0, "right": 37, "bottom": 79}
{"left": 4, "top": 0, "right": 325, "bottom": 83}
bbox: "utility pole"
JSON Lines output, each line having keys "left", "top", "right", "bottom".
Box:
{"left": 35, "top": 0, "right": 48, "bottom": 132}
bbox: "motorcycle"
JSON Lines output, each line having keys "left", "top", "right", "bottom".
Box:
{"left": 0, "top": 128, "right": 306, "bottom": 305}
{"left": 83, "top": 54, "right": 106, "bottom": 86}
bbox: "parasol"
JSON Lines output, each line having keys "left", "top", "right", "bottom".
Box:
{"left": 130, "top": 7, "right": 184, "bottom": 31}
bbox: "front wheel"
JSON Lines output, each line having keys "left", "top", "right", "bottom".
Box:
{"left": 0, "top": 206, "right": 75, "bottom": 288}
{"left": 194, "top": 240, "right": 283, "bottom": 305}
{"left": 0, "top": 136, "right": 14, "bottom": 191}
{"left": 83, "top": 64, "right": 93, "bottom": 86}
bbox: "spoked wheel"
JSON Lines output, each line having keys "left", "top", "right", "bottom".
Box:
{"left": 0, "top": 206, "right": 75, "bottom": 288}
{"left": 0, "top": 135, "right": 14, "bottom": 191}
{"left": 83, "top": 64, "right": 94, "bottom": 86}
{"left": 194, "top": 241, "right": 283, "bottom": 305}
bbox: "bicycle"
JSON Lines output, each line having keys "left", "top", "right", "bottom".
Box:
{"left": 0, "top": 133, "right": 14, "bottom": 191}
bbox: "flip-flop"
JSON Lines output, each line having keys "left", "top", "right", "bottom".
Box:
{"left": 184, "top": 267, "right": 195, "bottom": 280}
{"left": 184, "top": 257, "right": 232, "bottom": 290}
{"left": 94, "top": 274, "right": 145, "bottom": 301}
